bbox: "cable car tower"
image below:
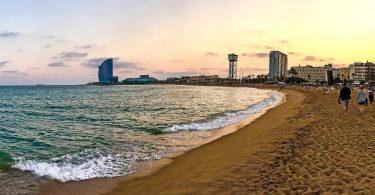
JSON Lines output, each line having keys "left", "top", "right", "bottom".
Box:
{"left": 228, "top": 53, "right": 238, "bottom": 80}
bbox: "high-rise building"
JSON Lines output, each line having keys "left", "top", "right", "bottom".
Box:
{"left": 98, "top": 58, "right": 118, "bottom": 83}
{"left": 268, "top": 51, "right": 288, "bottom": 79}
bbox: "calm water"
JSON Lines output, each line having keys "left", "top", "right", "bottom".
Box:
{"left": 0, "top": 85, "right": 281, "bottom": 194}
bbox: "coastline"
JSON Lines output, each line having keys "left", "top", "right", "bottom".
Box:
{"left": 38, "top": 87, "right": 294, "bottom": 195}
{"left": 107, "top": 89, "right": 304, "bottom": 194}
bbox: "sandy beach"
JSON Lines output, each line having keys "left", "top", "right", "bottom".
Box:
{"left": 39, "top": 87, "right": 375, "bottom": 194}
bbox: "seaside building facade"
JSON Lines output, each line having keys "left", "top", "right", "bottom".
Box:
{"left": 166, "top": 75, "right": 219, "bottom": 84}
{"left": 350, "top": 61, "right": 375, "bottom": 81}
{"left": 332, "top": 67, "right": 350, "bottom": 80}
{"left": 339, "top": 67, "right": 350, "bottom": 81}
{"left": 268, "top": 51, "right": 288, "bottom": 79}
{"left": 98, "top": 58, "right": 118, "bottom": 83}
{"left": 292, "top": 64, "right": 332, "bottom": 83}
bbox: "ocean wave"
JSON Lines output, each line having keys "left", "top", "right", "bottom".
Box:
{"left": 165, "top": 91, "right": 283, "bottom": 132}
{"left": 12, "top": 149, "right": 161, "bottom": 182}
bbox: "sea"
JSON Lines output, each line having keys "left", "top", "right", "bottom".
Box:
{"left": 0, "top": 85, "right": 282, "bottom": 194}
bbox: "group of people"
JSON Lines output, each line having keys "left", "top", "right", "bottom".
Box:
{"left": 338, "top": 83, "right": 374, "bottom": 115}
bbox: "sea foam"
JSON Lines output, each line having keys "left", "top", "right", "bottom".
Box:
{"left": 12, "top": 148, "right": 161, "bottom": 182}
{"left": 166, "top": 91, "right": 283, "bottom": 132}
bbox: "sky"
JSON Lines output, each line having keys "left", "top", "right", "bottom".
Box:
{"left": 0, "top": 0, "right": 375, "bottom": 85}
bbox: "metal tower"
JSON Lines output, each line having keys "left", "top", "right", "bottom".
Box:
{"left": 228, "top": 53, "right": 238, "bottom": 80}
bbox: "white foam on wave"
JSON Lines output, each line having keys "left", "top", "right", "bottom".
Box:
{"left": 12, "top": 149, "right": 161, "bottom": 182}
{"left": 166, "top": 91, "right": 283, "bottom": 132}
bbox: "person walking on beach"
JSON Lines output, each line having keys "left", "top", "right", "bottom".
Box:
{"left": 338, "top": 83, "right": 351, "bottom": 113}
{"left": 357, "top": 86, "right": 368, "bottom": 115}
{"left": 369, "top": 90, "right": 374, "bottom": 104}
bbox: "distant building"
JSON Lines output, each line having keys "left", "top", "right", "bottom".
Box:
{"left": 123, "top": 75, "right": 158, "bottom": 84}
{"left": 268, "top": 51, "right": 288, "bottom": 79}
{"left": 98, "top": 59, "right": 118, "bottom": 83}
{"left": 332, "top": 67, "right": 350, "bottom": 80}
{"left": 350, "top": 61, "right": 375, "bottom": 81}
{"left": 110, "top": 76, "right": 119, "bottom": 83}
{"left": 190, "top": 75, "right": 219, "bottom": 83}
{"left": 166, "top": 75, "right": 219, "bottom": 84}
{"left": 292, "top": 64, "right": 332, "bottom": 83}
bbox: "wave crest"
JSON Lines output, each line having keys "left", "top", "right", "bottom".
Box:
{"left": 12, "top": 149, "right": 161, "bottom": 182}
{"left": 165, "top": 91, "right": 282, "bottom": 132}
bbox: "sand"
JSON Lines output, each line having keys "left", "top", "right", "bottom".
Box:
{"left": 40, "top": 87, "right": 375, "bottom": 194}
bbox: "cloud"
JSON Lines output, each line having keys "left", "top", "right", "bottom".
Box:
{"left": 2, "top": 70, "right": 18, "bottom": 74}
{"left": 302, "top": 56, "right": 332, "bottom": 62}
{"left": 81, "top": 57, "right": 108, "bottom": 68}
{"left": 1, "top": 70, "right": 28, "bottom": 76}
{"left": 0, "top": 61, "right": 10, "bottom": 68}
{"left": 327, "top": 58, "right": 335, "bottom": 61}
{"left": 204, "top": 52, "right": 218, "bottom": 56}
{"left": 75, "top": 44, "right": 96, "bottom": 49}
{"left": 44, "top": 44, "right": 52, "bottom": 48}
{"left": 281, "top": 40, "right": 289, "bottom": 44}
{"left": 0, "top": 31, "right": 20, "bottom": 38}
{"left": 81, "top": 57, "right": 144, "bottom": 70}
{"left": 56, "top": 52, "right": 88, "bottom": 59}
{"left": 303, "top": 56, "right": 321, "bottom": 61}
{"left": 48, "top": 62, "right": 67, "bottom": 67}
{"left": 241, "top": 53, "right": 268, "bottom": 58}
{"left": 288, "top": 51, "right": 301, "bottom": 56}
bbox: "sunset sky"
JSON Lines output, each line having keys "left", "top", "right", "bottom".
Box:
{"left": 1, "top": 0, "right": 375, "bottom": 85}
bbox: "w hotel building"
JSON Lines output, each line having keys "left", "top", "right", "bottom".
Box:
{"left": 268, "top": 51, "right": 288, "bottom": 79}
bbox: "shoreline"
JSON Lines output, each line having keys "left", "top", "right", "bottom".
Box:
{"left": 38, "top": 87, "right": 291, "bottom": 195}
{"left": 107, "top": 89, "right": 304, "bottom": 194}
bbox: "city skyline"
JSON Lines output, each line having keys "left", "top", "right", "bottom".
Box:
{"left": 1, "top": 0, "right": 375, "bottom": 85}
